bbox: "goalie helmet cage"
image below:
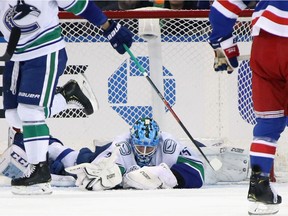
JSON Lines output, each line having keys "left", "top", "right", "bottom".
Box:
{"left": 50, "top": 9, "right": 285, "bottom": 181}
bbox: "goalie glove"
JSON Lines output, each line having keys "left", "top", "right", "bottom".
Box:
{"left": 65, "top": 147, "right": 122, "bottom": 191}
{"left": 65, "top": 162, "right": 122, "bottom": 191}
{"left": 209, "top": 35, "right": 239, "bottom": 74}
{"left": 103, "top": 20, "right": 133, "bottom": 55}
{"left": 123, "top": 163, "right": 178, "bottom": 190}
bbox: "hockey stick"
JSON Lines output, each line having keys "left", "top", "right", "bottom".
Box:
{"left": 0, "top": 27, "right": 21, "bottom": 62}
{"left": 123, "top": 44, "right": 222, "bottom": 171}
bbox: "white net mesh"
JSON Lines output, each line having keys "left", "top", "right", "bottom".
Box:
{"left": 54, "top": 9, "right": 288, "bottom": 180}
{"left": 55, "top": 10, "right": 255, "bottom": 146}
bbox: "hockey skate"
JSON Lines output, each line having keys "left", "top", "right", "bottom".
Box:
{"left": 58, "top": 75, "right": 98, "bottom": 115}
{"left": 11, "top": 161, "right": 52, "bottom": 195}
{"left": 247, "top": 167, "right": 281, "bottom": 215}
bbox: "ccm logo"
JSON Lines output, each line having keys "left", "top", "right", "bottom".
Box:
{"left": 11, "top": 151, "right": 29, "bottom": 168}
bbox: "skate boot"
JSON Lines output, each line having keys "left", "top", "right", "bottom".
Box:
{"left": 58, "top": 79, "right": 94, "bottom": 115}
{"left": 248, "top": 166, "right": 281, "bottom": 215}
{"left": 11, "top": 161, "right": 52, "bottom": 195}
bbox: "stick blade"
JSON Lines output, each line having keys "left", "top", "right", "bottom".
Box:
{"left": 209, "top": 158, "right": 222, "bottom": 171}
{"left": 0, "top": 27, "right": 21, "bottom": 62}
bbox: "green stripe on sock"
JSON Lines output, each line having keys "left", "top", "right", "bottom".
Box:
{"left": 23, "top": 124, "right": 50, "bottom": 139}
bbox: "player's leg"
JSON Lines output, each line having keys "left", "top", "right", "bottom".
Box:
{"left": 7, "top": 81, "right": 96, "bottom": 147}
{"left": 9, "top": 49, "right": 68, "bottom": 194}
{"left": 247, "top": 31, "right": 288, "bottom": 214}
{"left": 7, "top": 75, "right": 97, "bottom": 147}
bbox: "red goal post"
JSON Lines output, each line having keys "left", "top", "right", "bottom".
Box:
{"left": 55, "top": 9, "right": 286, "bottom": 181}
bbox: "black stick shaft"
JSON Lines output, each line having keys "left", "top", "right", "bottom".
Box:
{"left": 0, "top": 27, "right": 21, "bottom": 61}
{"left": 124, "top": 44, "right": 215, "bottom": 170}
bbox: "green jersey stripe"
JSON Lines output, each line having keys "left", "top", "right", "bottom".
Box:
{"left": 15, "top": 27, "right": 62, "bottom": 53}
{"left": 177, "top": 156, "right": 205, "bottom": 178}
{"left": 65, "top": 0, "right": 88, "bottom": 15}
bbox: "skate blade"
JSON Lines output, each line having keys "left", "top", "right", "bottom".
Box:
{"left": 248, "top": 202, "right": 279, "bottom": 215}
{"left": 75, "top": 73, "right": 99, "bottom": 111}
{"left": 11, "top": 182, "right": 52, "bottom": 195}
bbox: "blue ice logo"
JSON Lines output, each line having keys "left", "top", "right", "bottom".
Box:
{"left": 108, "top": 56, "right": 176, "bottom": 126}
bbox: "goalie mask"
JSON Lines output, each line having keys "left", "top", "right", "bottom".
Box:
{"left": 130, "top": 118, "right": 160, "bottom": 167}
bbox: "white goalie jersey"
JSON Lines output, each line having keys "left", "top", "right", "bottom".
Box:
{"left": 92, "top": 132, "right": 203, "bottom": 174}
{"left": 92, "top": 132, "right": 250, "bottom": 185}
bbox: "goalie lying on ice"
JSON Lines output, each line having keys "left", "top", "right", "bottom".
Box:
{"left": 1, "top": 117, "right": 249, "bottom": 190}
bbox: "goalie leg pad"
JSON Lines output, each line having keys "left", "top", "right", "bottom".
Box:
{"left": 51, "top": 174, "right": 76, "bottom": 187}
{"left": 217, "top": 147, "right": 249, "bottom": 182}
{"left": 0, "top": 145, "right": 28, "bottom": 179}
{"left": 202, "top": 146, "right": 249, "bottom": 184}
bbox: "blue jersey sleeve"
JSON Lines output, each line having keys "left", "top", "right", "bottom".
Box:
{"left": 60, "top": 0, "right": 107, "bottom": 27}
{"left": 170, "top": 157, "right": 204, "bottom": 188}
{"left": 78, "top": 1, "right": 107, "bottom": 27}
{"left": 208, "top": 0, "right": 251, "bottom": 43}
{"left": 209, "top": 6, "right": 237, "bottom": 43}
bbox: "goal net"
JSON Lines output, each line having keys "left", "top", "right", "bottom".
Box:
{"left": 55, "top": 9, "right": 254, "bottom": 147}
{"left": 0, "top": 8, "right": 287, "bottom": 180}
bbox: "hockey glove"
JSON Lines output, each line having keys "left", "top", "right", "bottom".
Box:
{"left": 123, "top": 163, "right": 178, "bottom": 190}
{"left": 65, "top": 147, "right": 122, "bottom": 191}
{"left": 65, "top": 162, "right": 122, "bottom": 191}
{"left": 103, "top": 20, "right": 133, "bottom": 55}
{"left": 209, "top": 36, "right": 239, "bottom": 74}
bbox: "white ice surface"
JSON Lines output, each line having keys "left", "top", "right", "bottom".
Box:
{"left": 1, "top": 182, "right": 288, "bottom": 216}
